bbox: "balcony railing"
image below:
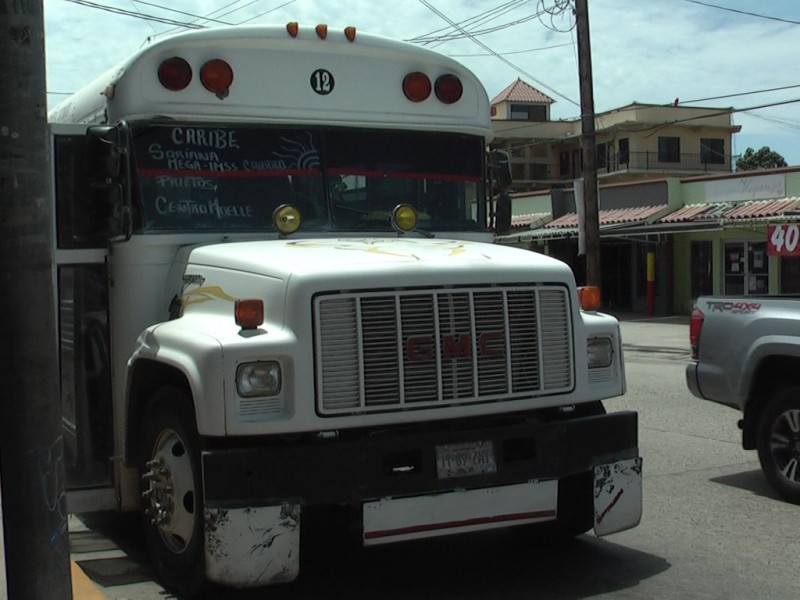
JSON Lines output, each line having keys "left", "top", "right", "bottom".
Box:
{"left": 555, "top": 151, "right": 736, "bottom": 180}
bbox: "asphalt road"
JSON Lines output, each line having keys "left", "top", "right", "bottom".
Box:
{"left": 4, "top": 315, "right": 800, "bottom": 599}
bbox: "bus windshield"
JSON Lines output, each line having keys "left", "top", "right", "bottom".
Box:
{"left": 129, "top": 123, "right": 486, "bottom": 234}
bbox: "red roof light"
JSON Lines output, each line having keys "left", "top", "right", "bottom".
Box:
{"left": 435, "top": 74, "right": 463, "bottom": 104}
{"left": 158, "top": 57, "right": 192, "bottom": 91}
{"left": 200, "top": 59, "right": 234, "bottom": 97}
{"left": 403, "top": 72, "right": 431, "bottom": 102}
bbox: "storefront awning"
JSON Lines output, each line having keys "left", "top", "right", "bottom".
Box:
{"left": 659, "top": 197, "right": 800, "bottom": 224}
{"left": 497, "top": 204, "right": 671, "bottom": 243}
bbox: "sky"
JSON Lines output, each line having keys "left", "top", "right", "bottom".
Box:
{"left": 42, "top": 0, "right": 800, "bottom": 165}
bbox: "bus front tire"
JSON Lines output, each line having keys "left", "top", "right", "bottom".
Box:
{"left": 140, "top": 385, "right": 207, "bottom": 596}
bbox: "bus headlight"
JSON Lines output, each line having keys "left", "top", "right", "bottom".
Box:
{"left": 587, "top": 337, "right": 613, "bottom": 368}
{"left": 237, "top": 361, "right": 282, "bottom": 397}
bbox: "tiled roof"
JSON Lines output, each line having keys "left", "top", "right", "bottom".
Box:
{"left": 510, "top": 212, "right": 551, "bottom": 228}
{"left": 546, "top": 205, "right": 667, "bottom": 229}
{"left": 490, "top": 78, "right": 554, "bottom": 105}
{"left": 658, "top": 197, "right": 800, "bottom": 223}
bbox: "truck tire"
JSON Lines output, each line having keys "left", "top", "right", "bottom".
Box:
{"left": 756, "top": 385, "right": 800, "bottom": 505}
{"left": 140, "top": 385, "right": 207, "bottom": 596}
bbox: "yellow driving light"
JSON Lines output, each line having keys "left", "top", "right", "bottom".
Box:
{"left": 391, "top": 204, "right": 417, "bottom": 233}
{"left": 272, "top": 204, "right": 301, "bottom": 235}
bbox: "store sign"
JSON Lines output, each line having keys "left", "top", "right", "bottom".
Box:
{"left": 768, "top": 224, "right": 800, "bottom": 255}
{"left": 705, "top": 173, "right": 785, "bottom": 203}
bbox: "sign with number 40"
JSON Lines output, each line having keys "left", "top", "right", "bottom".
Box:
{"left": 768, "top": 224, "right": 800, "bottom": 255}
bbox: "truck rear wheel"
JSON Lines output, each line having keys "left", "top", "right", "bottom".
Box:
{"left": 140, "top": 385, "right": 207, "bottom": 596}
{"left": 756, "top": 385, "right": 800, "bottom": 504}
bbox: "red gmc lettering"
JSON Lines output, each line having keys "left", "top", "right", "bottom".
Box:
{"left": 406, "top": 336, "right": 434, "bottom": 361}
{"left": 443, "top": 333, "right": 471, "bottom": 359}
{"left": 479, "top": 331, "right": 505, "bottom": 357}
{"left": 406, "top": 331, "right": 505, "bottom": 362}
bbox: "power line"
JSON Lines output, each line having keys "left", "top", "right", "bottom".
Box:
{"left": 63, "top": 0, "right": 209, "bottom": 28}
{"left": 679, "top": 83, "right": 800, "bottom": 105}
{"left": 409, "top": 0, "right": 534, "bottom": 44}
{"left": 684, "top": 0, "right": 800, "bottom": 26}
{"left": 449, "top": 41, "right": 573, "bottom": 57}
{"left": 418, "top": 0, "right": 579, "bottom": 107}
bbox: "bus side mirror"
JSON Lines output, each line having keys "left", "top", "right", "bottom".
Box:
{"left": 84, "top": 125, "right": 130, "bottom": 242}
{"left": 495, "top": 192, "right": 511, "bottom": 236}
{"left": 87, "top": 125, "right": 121, "bottom": 178}
{"left": 490, "top": 149, "right": 511, "bottom": 189}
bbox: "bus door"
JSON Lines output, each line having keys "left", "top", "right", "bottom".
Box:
{"left": 51, "top": 123, "right": 117, "bottom": 511}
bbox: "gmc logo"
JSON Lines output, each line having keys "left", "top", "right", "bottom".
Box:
{"left": 406, "top": 332, "right": 505, "bottom": 362}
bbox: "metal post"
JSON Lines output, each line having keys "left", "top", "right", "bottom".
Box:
{"left": 0, "top": 2, "right": 73, "bottom": 598}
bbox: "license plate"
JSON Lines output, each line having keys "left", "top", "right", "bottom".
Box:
{"left": 435, "top": 440, "right": 497, "bottom": 479}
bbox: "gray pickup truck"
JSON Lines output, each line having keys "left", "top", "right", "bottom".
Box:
{"left": 685, "top": 295, "right": 800, "bottom": 504}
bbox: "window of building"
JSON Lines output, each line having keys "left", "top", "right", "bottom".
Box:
{"left": 619, "top": 138, "right": 629, "bottom": 164}
{"left": 596, "top": 142, "right": 608, "bottom": 169}
{"left": 700, "top": 138, "right": 725, "bottom": 164}
{"left": 658, "top": 136, "right": 681, "bottom": 163}
{"left": 724, "top": 240, "right": 768, "bottom": 295}
{"left": 509, "top": 104, "right": 547, "bottom": 122}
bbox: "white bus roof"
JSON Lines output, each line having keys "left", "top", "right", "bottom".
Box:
{"left": 49, "top": 24, "right": 494, "bottom": 141}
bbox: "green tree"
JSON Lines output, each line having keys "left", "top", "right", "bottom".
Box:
{"left": 735, "top": 146, "right": 788, "bottom": 171}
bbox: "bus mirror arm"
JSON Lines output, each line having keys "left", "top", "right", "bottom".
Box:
{"left": 90, "top": 181, "right": 130, "bottom": 242}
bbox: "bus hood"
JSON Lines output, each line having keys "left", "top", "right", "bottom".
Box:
{"left": 186, "top": 237, "right": 574, "bottom": 285}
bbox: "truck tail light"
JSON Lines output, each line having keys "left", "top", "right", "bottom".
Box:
{"left": 235, "top": 299, "right": 264, "bottom": 330}
{"left": 689, "top": 307, "right": 704, "bottom": 359}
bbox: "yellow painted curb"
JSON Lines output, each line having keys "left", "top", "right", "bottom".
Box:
{"left": 71, "top": 561, "right": 105, "bottom": 600}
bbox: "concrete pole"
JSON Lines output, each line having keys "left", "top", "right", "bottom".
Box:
{"left": 575, "top": 0, "right": 602, "bottom": 290}
{"left": 0, "top": 2, "right": 73, "bottom": 598}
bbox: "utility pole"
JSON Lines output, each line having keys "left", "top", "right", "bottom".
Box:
{"left": 574, "top": 0, "right": 601, "bottom": 289}
{"left": 0, "top": 2, "right": 73, "bottom": 598}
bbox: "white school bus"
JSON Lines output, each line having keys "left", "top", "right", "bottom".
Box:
{"left": 50, "top": 23, "right": 641, "bottom": 596}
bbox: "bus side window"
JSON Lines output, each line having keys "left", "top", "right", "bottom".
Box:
{"left": 54, "top": 134, "right": 124, "bottom": 248}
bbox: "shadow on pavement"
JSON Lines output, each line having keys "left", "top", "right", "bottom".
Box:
{"left": 229, "top": 528, "right": 671, "bottom": 600}
{"left": 710, "top": 468, "right": 783, "bottom": 502}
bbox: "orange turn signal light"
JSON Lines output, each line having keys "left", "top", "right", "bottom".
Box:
{"left": 235, "top": 299, "right": 264, "bottom": 330}
{"left": 577, "top": 286, "right": 602, "bottom": 311}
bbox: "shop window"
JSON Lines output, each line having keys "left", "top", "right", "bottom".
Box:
{"left": 780, "top": 256, "right": 800, "bottom": 294}
{"left": 724, "top": 240, "right": 768, "bottom": 295}
{"left": 690, "top": 241, "right": 713, "bottom": 299}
